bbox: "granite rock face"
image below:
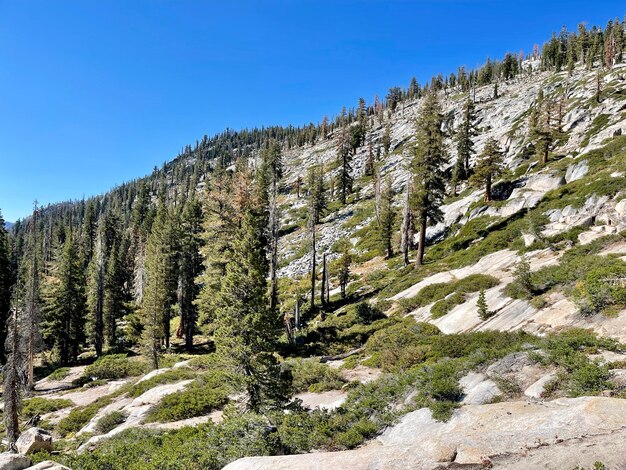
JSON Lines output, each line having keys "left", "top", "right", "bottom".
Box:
{"left": 223, "top": 397, "right": 626, "bottom": 470}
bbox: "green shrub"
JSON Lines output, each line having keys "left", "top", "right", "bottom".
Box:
{"left": 57, "top": 397, "right": 113, "bottom": 436}
{"left": 96, "top": 411, "right": 127, "bottom": 434}
{"left": 431, "top": 292, "right": 464, "bottom": 319}
{"left": 47, "top": 367, "right": 71, "bottom": 381}
{"left": 354, "top": 302, "right": 385, "bottom": 324}
{"left": 83, "top": 354, "right": 148, "bottom": 380}
{"left": 126, "top": 368, "right": 196, "bottom": 398}
{"left": 364, "top": 318, "right": 439, "bottom": 371}
{"left": 289, "top": 358, "right": 347, "bottom": 392}
{"left": 398, "top": 274, "right": 499, "bottom": 315}
{"left": 144, "top": 372, "right": 229, "bottom": 423}
{"left": 569, "top": 362, "right": 612, "bottom": 396}
{"left": 23, "top": 397, "right": 73, "bottom": 419}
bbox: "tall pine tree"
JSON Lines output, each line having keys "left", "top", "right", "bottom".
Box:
{"left": 412, "top": 91, "right": 448, "bottom": 266}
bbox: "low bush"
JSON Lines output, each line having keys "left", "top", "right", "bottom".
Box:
{"left": 47, "top": 367, "right": 71, "bottom": 381}
{"left": 56, "top": 397, "right": 113, "bottom": 436}
{"left": 83, "top": 354, "right": 148, "bottom": 381}
{"left": 288, "top": 358, "right": 347, "bottom": 392}
{"left": 144, "top": 372, "right": 229, "bottom": 423}
{"left": 354, "top": 302, "right": 385, "bottom": 324}
{"left": 126, "top": 368, "right": 197, "bottom": 398}
{"left": 23, "top": 397, "right": 73, "bottom": 419}
{"left": 96, "top": 411, "right": 127, "bottom": 434}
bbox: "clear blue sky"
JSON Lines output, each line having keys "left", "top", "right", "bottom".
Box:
{"left": 0, "top": 0, "right": 623, "bottom": 221}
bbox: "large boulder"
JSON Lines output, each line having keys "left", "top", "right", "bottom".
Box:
{"left": 223, "top": 397, "right": 626, "bottom": 470}
{"left": 0, "top": 453, "right": 31, "bottom": 470}
{"left": 15, "top": 428, "right": 53, "bottom": 455}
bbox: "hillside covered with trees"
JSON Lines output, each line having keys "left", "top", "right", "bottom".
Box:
{"left": 1, "top": 16, "right": 626, "bottom": 470}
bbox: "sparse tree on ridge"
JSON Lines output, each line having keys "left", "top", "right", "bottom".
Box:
{"left": 411, "top": 91, "right": 448, "bottom": 267}
{"left": 471, "top": 138, "right": 506, "bottom": 202}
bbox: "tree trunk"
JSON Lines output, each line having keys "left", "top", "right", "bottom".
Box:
{"left": 415, "top": 213, "right": 427, "bottom": 267}
{"left": 485, "top": 175, "right": 492, "bottom": 202}
{"left": 400, "top": 183, "right": 412, "bottom": 266}
{"left": 269, "top": 185, "right": 279, "bottom": 311}
{"left": 310, "top": 223, "right": 316, "bottom": 310}
{"left": 320, "top": 253, "right": 327, "bottom": 307}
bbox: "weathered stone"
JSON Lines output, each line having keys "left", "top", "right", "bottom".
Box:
{"left": 565, "top": 159, "right": 588, "bottom": 183}
{"left": 0, "top": 453, "right": 31, "bottom": 470}
{"left": 223, "top": 397, "right": 626, "bottom": 470}
{"left": 524, "top": 373, "right": 556, "bottom": 399}
{"left": 15, "top": 428, "right": 52, "bottom": 455}
{"left": 26, "top": 462, "right": 71, "bottom": 470}
{"left": 459, "top": 372, "right": 501, "bottom": 405}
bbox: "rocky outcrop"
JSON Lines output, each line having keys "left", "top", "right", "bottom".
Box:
{"left": 15, "top": 428, "right": 53, "bottom": 455}
{"left": 223, "top": 397, "right": 626, "bottom": 470}
{"left": 0, "top": 454, "right": 31, "bottom": 470}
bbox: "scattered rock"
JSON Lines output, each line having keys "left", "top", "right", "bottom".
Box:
{"left": 26, "top": 462, "right": 71, "bottom": 470}
{"left": 0, "top": 453, "right": 31, "bottom": 470}
{"left": 459, "top": 372, "right": 501, "bottom": 405}
{"left": 524, "top": 373, "right": 556, "bottom": 399}
{"left": 564, "top": 160, "right": 588, "bottom": 183}
{"left": 15, "top": 428, "right": 53, "bottom": 455}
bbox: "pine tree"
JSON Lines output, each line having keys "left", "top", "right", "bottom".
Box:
{"left": 455, "top": 99, "right": 476, "bottom": 181}
{"left": 43, "top": 229, "right": 86, "bottom": 365}
{"left": 400, "top": 181, "right": 414, "bottom": 267}
{"left": 382, "top": 123, "right": 392, "bottom": 156}
{"left": 259, "top": 141, "right": 283, "bottom": 312}
{"left": 377, "top": 174, "right": 395, "bottom": 258}
{"left": 0, "top": 209, "right": 12, "bottom": 364}
{"left": 86, "top": 225, "right": 105, "bottom": 356}
{"left": 4, "top": 284, "right": 23, "bottom": 451}
{"left": 177, "top": 197, "right": 203, "bottom": 350}
{"left": 477, "top": 289, "right": 490, "bottom": 320}
{"left": 24, "top": 203, "right": 42, "bottom": 389}
{"left": 104, "top": 242, "right": 124, "bottom": 350}
{"left": 307, "top": 164, "right": 326, "bottom": 310}
{"left": 338, "top": 243, "right": 352, "bottom": 300}
{"left": 336, "top": 126, "right": 353, "bottom": 204}
{"left": 141, "top": 192, "right": 179, "bottom": 368}
{"left": 471, "top": 138, "right": 505, "bottom": 202}
{"left": 213, "top": 204, "right": 288, "bottom": 411}
{"left": 514, "top": 255, "right": 533, "bottom": 297}
{"left": 412, "top": 91, "right": 448, "bottom": 266}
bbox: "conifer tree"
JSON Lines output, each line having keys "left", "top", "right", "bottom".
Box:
{"left": 44, "top": 229, "right": 86, "bottom": 365}
{"left": 104, "top": 243, "right": 124, "bottom": 349}
{"left": 336, "top": 126, "right": 353, "bottom": 204}
{"left": 400, "top": 181, "right": 414, "bottom": 266}
{"left": 0, "top": 210, "right": 12, "bottom": 364}
{"left": 24, "top": 203, "right": 41, "bottom": 388}
{"left": 382, "top": 123, "right": 392, "bottom": 156}
{"left": 177, "top": 197, "right": 203, "bottom": 350}
{"left": 412, "top": 91, "right": 448, "bottom": 267}
{"left": 259, "top": 141, "right": 283, "bottom": 312}
{"left": 213, "top": 203, "right": 288, "bottom": 411}
{"left": 477, "top": 289, "right": 490, "bottom": 320}
{"left": 307, "top": 164, "right": 326, "bottom": 310}
{"left": 454, "top": 99, "right": 477, "bottom": 181}
{"left": 471, "top": 138, "right": 505, "bottom": 202}
{"left": 197, "top": 167, "right": 252, "bottom": 332}
{"left": 141, "top": 192, "right": 179, "bottom": 368}
{"left": 86, "top": 225, "right": 105, "bottom": 356}
{"left": 4, "top": 284, "right": 22, "bottom": 451}
{"left": 338, "top": 243, "right": 352, "bottom": 300}
{"left": 376, "top": 174, "right": 395, "bottom": 258}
